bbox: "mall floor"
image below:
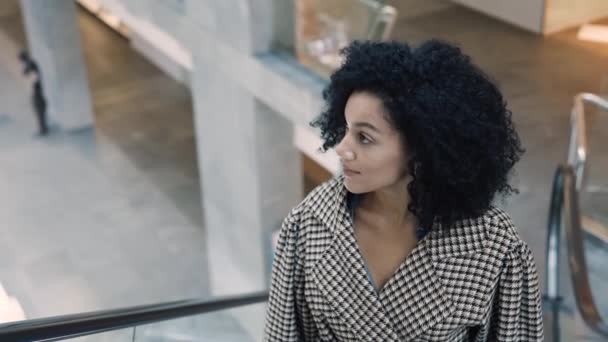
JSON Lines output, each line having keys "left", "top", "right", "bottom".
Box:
{"left": 0, "top": 1, "right": 607, "bottom": 340}
{"left": 0, "top": 2, "right": 255, "bottom": 341}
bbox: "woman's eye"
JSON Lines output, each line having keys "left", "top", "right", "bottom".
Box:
{"left": 358, "top": 133, "right": 372, "bottom": 144}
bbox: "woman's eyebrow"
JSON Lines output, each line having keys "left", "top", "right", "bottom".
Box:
{"left": 353, "top": 121, "right": 381, "bottom": 133}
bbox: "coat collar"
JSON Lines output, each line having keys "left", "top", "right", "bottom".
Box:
{"left": 305, "top": 175, "right": 488, "bottom": 259}
{"left": 308, "top": 176, "right": 488, "bottom": 341}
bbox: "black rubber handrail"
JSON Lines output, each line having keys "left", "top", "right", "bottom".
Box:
{"left": 0, "top": 291, "right": 268, "bottom": 342}
{"left": 544, "top": 166, "right": 567, "bottom": 342}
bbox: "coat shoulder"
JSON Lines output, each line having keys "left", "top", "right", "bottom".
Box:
{"left": 283, "top": 176, "right": 343, "bottom": 242}
{"left": 481, "top": 206, "right": 528, "bottom": 254}
{"left": 299, "top": 176, "right": 343, "bottom": 210}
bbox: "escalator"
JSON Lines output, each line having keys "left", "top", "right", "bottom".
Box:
{"left": 544, "top": 93, "right": 608, "bottom": 341}
{"left": 1, "top": 94, "right": 608, "bottom": 342}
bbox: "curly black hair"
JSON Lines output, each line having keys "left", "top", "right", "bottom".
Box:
{"left": 310, "top": 39, "right": 524, "bottom": 230}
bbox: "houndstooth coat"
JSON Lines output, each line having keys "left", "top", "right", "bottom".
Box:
{"left": 264, "top": 176, "right": 543, "bottom": 341}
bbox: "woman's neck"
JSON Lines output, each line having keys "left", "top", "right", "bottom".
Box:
{"left": 360, "top": 177, "right": 416, "bottom": 228}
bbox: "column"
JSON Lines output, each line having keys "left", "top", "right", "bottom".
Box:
{"left": 187, "top": 0, "right": 302, "bottom": 338}
{"left": 19, "top": 0, "right": 94, "bottom": 130}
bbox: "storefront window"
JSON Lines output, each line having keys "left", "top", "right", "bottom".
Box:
{"left": 273, "top": 0, "right": 398, "bottom": 79}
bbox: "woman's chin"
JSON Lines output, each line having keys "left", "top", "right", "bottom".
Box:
{"left": 343, "top": 178, "right": 366, "bottom": 194}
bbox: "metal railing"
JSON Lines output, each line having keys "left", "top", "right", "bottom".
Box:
{"left": 567, "top": 93, "right": 608, "bottom": 191}
{"left": 562, "top": 166, "right": 608, "bottom": 336}
{"left": 0, "top": 291, "right": 268, "bottom": 342}
{"left": 568, "top": 93, "right": 608, "bottom": 246}
{"left": 545, "top": 93, "right": 608, "bottom": 339}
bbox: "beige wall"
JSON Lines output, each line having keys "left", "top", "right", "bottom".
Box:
{"left": 544, "top": 0, "right": 608, "bottom": 34}
{"left": 452, "top": 0, "right": 545, "bottom": 33}
{"left": 0, "top": 0, "right": 19, "bottom": 17}
{"left": 453, "top": 0, "right": 608, "bottom": 34}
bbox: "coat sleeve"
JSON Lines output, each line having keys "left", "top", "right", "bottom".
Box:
{"left": 264, "top": 208, "right": 316, "bottom": 341}
{"left": 489, "top": 241, "right": 544, "bottom": 341}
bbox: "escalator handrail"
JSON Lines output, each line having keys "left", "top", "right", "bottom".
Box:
{"left": 545, "top": 166, "right": 565, "bottom": 302}
{"left": 551, "top": 165, "right": 608, "bottom": 337}
{"left": 0, "top": 291, "right": 268, "bottom": 342}
{"left": 568, "top": 93, "right": 608, "bottom": 190}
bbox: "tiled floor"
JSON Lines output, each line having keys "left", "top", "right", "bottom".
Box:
{"left": 0, "top": 32, "right": 211, "bottom": 313}
{"left": 0, "top": 0, "right": 607, "bottom": 340}
{"left": 0, "top": 4, "right": 259, "bottom": 340}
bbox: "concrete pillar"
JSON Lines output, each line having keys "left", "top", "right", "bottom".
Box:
{"left": 19, "top": 0, "right": 94, "bottom": 130}
{"left": 187, "top": 0, "right": 302, "bottom": 337}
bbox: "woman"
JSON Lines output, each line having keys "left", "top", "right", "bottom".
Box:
{"left": 264, "top": 40, "right": 543, "bottom": 341}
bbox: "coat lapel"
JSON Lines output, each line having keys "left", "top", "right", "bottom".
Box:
{"left": 310, "top": 177, "right": 399, "bottom": 341}
{"left": 308, "top": 176, "right": 487, "bottom": 341}
{"left": 378, "top": 232, "right": 455, "bottom": 340}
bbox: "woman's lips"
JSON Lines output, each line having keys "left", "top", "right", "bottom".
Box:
{"left": 343, "top": 167, "right": 360, "bottom": 177}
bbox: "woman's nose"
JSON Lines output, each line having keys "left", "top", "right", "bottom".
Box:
{"left": 335, "top": 136, "right": 355, "bottom": 161}
{"left": 335, "top": 135, "right": 348, "bottom": 156}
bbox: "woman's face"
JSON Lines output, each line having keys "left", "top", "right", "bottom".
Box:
{"left": 335, "top": 91, "right": 410, "bottom": 194}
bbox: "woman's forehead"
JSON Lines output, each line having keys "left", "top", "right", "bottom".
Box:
{"left": 345, "top": 92, "right": 393, "bottom": 133}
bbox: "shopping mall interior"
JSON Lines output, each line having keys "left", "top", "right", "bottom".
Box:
{"left": 0, "top": 0, "right": 607, "bottom": 340}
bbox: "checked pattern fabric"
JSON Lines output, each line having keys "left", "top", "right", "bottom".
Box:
{"left": 264, "top": 176, "right": 543, "bottom": 341}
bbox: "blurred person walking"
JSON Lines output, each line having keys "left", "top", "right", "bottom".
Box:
{"left": 18, "top": 49, "right": 49, "bottom": 136}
